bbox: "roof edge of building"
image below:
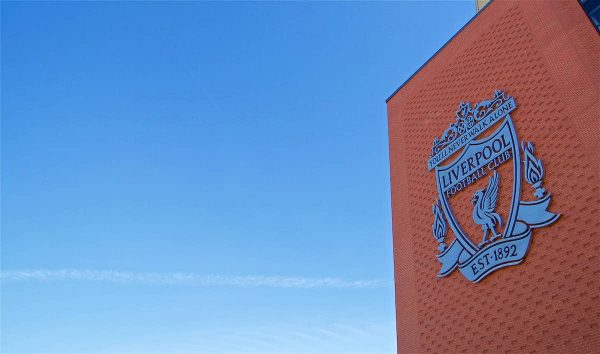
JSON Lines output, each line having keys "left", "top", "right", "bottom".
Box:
{"left": 385, "top": 0, "right": 495, "bottom": 104}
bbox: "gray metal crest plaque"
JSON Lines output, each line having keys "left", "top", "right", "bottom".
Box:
{"left": 429, "top": 90, "right": 559, "bottom": 282}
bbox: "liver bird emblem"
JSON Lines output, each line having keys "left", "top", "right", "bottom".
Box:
{"left": 471, "top": 171, "right": 502, "bottom": 247}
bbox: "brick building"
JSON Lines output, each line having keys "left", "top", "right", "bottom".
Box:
{"left": 386, "top": 1, "right": 599, "bottom": 353}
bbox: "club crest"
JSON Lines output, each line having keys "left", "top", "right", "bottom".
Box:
{"left": 429, "top": 90, "right": 560, "bottom": 282}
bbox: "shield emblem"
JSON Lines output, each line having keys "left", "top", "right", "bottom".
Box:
{"left": 429, "top": 91, "right": 560, "bottom": 283}
{"left": 434, "top": 117, "right": 521, "bottom": 257}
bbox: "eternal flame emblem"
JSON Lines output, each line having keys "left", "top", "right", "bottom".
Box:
{"left": 429, "top": 90, "right": 560, "bottom": 282}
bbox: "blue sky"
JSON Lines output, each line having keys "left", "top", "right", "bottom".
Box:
{"left": 1, "top": 2, "right": 473, "bottom": 353}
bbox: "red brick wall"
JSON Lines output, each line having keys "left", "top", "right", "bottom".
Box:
{"left": 386, "top": 1, "right": 599, "bottom": 353}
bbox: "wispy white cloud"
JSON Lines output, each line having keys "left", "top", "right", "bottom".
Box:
{"left": 143, "top": 321, "right": 396, "bottom": 354}
{"left": 0, "top": 269, "right": 391, "bottom": 289}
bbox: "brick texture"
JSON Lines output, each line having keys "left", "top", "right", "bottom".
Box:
{"left": 386, "top": 1, "right": 599, "bottom": 353}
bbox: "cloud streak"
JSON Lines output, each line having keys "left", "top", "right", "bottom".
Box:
{"left": 0, "top": 269, "right": 391, "bottom": 289}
